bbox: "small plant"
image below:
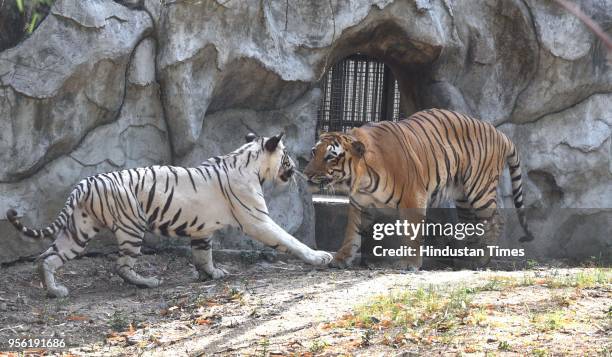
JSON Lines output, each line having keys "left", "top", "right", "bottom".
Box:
{"left": 550, "top": 292, "right": 573, "bottom": 307}
{"left": 481, "top": 269, "right": 611, "bottom": 291}
{"left": 337, "top": 284, "right": 477, "bottom": 336}
{"left": 533, "top": 310, "right": 569, "bottom": 332}
{"left": 258, "top": 337, "right": 270, "bottom": 357}
{"left": 361, "top": 328, "right": 374, "bottom": 347}
{"left": 309, "top": 339, "right": 329, "bottom": 353}
{"left": 481, "top": 276, "right": 517, "bottom": 291}
{"left": 108, "top": 310, "right": 129, "bottom": 331}
{"left": 35, "top": 303, "right": 55, "bottom": 324}
{"left": 498, "top": 340, "right": 511, "bottom": 351}
{"left": 526, "top": 259, "right": 538, "bottom": 269}
{"left": 464, "top": 307, "right": 488, "bottom": 327}
{"left": 582, "top": 254, "right": 604, "bottom": 268}
{"left": 15, "top": 0, "right": 54, "bottom": 33}
{"left": 228, "top": 287, "right": 245, "bottom": 304}
{"left": 538, "top": 269, "right": 610, "bottom": 289}
{"left": 532, "top": 348, "right": 548, "bottom": 357}
{"left": 196, "top": 294, "right": 211, "bottom": 307}
{"left": 521, "top": 274, "right": 535, "bottom": 286}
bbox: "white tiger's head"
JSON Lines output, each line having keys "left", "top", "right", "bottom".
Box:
{"left": 245, "top": 132, "right": 296, "bottom": 186}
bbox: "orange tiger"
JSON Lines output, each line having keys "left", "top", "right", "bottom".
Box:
{"left": 304, "top": 108, "right": 533, "bottom": 269}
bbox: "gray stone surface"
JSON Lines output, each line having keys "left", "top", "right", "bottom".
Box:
{"left": 509, "top": 0, "right": 612, "bottom": 123}
{"left": 0, "top": 1, "right": 152, "bottom": 182}
{"left": 0, "top": 0, "right": 610, "bottom": 263}
{"left": 498, "top": 93, "right": 612, "bottom": 262}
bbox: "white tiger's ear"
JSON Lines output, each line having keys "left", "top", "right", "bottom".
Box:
{"left": 245, "top": 133, "right": 257, "bottom": 143}
{"left": 264, "top": 132, "right": 284, "bottom": 152}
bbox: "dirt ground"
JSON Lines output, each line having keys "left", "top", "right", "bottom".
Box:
{"left": 0, "top": 252, "right": 609, "bottom": 356}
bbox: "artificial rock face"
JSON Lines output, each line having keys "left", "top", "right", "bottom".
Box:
{"left": 0, "top": 0, "right": 610, "bottom": 263}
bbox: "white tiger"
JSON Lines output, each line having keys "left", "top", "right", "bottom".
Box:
{"left": 7, "top": 133, "right": 332, "bottom": 298}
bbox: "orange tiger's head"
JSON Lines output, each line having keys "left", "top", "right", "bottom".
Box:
{"left": 303, "top": 132, "right": 366, "bottom": 187}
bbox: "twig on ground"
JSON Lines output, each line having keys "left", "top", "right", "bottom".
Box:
{"left": 553, "top": 0, "right": 612, "bottom": 51}
{"left": 0, "top": 325, "right": 21, "bottom": 333}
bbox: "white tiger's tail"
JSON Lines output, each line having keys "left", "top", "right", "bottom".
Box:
{"left": 6, "top": 190, "right": 79, "bottom": 239}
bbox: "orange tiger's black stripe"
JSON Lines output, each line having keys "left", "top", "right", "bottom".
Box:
{"left": 305, "top": 108, "right": 534, "bottom": 269}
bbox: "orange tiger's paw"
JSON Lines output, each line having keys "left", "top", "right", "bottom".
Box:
{"left": 329, "top": 257, "right": 349, "bottom": 269}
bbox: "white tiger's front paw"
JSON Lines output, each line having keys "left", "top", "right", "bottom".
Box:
{"left": 200, "top": 266, "right": 228, "bottom": 280}
{"left": 140, "top": 277, "right": 162, "bottom": 288}
{"left": 305, "top": 250, "right": 333, "bottom": 266}
{"left": 47, "top": 284, "right": 69, "bottom": 298}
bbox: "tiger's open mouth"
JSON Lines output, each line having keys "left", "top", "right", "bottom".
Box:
{"left": 307, "top": 176, "right": 333, "bottom": 186}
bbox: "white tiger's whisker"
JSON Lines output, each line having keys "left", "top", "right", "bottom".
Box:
{"left": 293, "top": 170, "right": 308, "bottom": 181}
{"left": 325, "top": 182, "right": 336, "bottom": 196}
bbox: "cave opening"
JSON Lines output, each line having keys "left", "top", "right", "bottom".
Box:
{"left": 315, "top": 54, "right": 414, "bottom": 135}
{"left": 316, "top": 54, "right": 404, "bottom": 134}
{"left": 313, "top": 49, "right": 432, "bottom": 201}
{"left": 313, "top": 20, "right": 442, "bottom": 141}
{"left": 312, "top": 35, "right": 442, "bottom": 250}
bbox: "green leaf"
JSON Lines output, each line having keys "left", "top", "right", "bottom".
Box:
{"left": 16, "top": 0, "right": 24, "bottom": 13}
{"left": 27, "top": 13, "right": 40, "bottom": 33}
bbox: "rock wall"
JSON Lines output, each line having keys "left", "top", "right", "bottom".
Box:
{"left": 0, "top": 0, "right": 610, "bottom": 263}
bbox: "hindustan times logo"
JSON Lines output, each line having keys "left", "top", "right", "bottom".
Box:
{"left": 372, "top": 220, "right": 486, "bottom": 241}
{"left": 371, "top": 245, "right": 525, "bottom": 258}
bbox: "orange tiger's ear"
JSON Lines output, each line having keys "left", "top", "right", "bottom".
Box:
{"left": 350, "top": 141, "right": 366, "bottom": 158}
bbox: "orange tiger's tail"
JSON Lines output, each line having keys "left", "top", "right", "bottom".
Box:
{"left": 506, "top": 143, "right": 534, "bottom": 242}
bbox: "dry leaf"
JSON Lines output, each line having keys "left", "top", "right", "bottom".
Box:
{"left": 66, "top": 314, "right": 89, "bottom": 321}
{"left": 127, "top": 323, "right": 136, "bottom": 336}
{"left": 195, "top": 317, "right": 212, "bottom": 325}
{"left": 106, "top": 335, "right": 127, "bottom": 346}
{"left": 320, "top": 322, "right": 334, "bottom": 330}
{"left": 379, "top": 319, "right": 392, "bottom": 328}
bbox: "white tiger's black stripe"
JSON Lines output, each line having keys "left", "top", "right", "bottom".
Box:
{"left": 6, "top": 133, "right": 332, "bottom": 298}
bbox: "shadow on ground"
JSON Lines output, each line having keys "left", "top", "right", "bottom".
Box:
{"left": 0, "top": 252, "right": 609, "bottom": 356}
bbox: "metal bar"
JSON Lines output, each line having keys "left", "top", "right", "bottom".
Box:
{"left": 316, "top": 55, "right": 402, "bottom": 134}
{"left": 339, "top": 60, "right": 347, "bottom": 131}
{"left": 329, "top": 61, "right": 343, "bottom": 131}
{"left": 351, "top": 59, "right": 358, "bottom": 126}
{"left": 380, "top": 65, "right": 392, "bottom": 121}
{"left": 372, "top": 62, "right": 380, "bottom": 121}
{"left": 363, "top": 62, "right": 370, "bottom": 122}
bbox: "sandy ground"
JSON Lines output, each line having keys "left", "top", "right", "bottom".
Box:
{"left": 0, "top": 252, "right": 609, "bottom": 356}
